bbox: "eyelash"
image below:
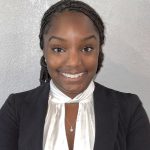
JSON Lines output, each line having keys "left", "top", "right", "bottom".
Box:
{"left": 51, "top": 46, "right": 94, "bottom": 53}
{"left": 82, "top": 46, "right": 94, "bottom": 52}
{"left": 51, "top": 47, "right": 65, "bottom": 53}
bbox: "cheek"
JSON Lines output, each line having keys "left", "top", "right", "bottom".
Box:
{"left": 44, "top": 54, "right": 59, "bottom": 72}
{"left": 45, "top": 54, "right": 66, "bottom": 77}
{"left": 84, "top": 55, "right": 99, "bottom": 73}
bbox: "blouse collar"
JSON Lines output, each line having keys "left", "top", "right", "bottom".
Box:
{"left": 50, "top": 80, "right": 95, "bottom": 103}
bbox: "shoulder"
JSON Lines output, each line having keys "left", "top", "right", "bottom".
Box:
{"left": 8, "top": 83, "right": 49, "bottom": 102}
{"left": 0, "top": 83, "right": 49, "bottom": 114}
{"left": 94, "top": 82, "right": 143, "bottom": 120}
{"left": 12, "top": 82, "right": 49, "bottom": 99}
{"left": 94, "top": 81, "right": 141, "bottom": 104}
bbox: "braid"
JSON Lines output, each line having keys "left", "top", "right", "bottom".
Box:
{"left": 40, "top": 55, "right": 50, "bottom": 85}
{"left": 39, "top": 0, "right": 105, "bottom": 85}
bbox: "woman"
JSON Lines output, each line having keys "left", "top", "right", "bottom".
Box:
{"left": 0, "top": 0, "right": 150, "bottom": 150}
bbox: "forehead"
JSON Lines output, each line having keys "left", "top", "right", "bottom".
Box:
{"left": 46, "top": 11, "right": 99, "bottom": 38}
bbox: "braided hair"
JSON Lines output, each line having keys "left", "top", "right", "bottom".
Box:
{"left": 39, "top": 0, "right": 105, "bottom": 85}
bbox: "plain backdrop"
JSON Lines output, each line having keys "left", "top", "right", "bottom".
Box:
{"left": 0, "top": 0, "right": 150, "bottom": 118}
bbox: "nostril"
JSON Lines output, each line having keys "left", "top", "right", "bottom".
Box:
{"left": 67, "top": 51, "right": 82, "bottom": 66}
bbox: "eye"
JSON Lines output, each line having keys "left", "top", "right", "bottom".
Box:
{"left": 82, "top": 46, "right": 94, "bottom": 52}
{"left": 52, "top": 47, "right": 65, "bottom": 53}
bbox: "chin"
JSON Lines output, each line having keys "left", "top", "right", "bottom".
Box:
{"left": 61, "top": 84, "right": 88, "bottom": 98}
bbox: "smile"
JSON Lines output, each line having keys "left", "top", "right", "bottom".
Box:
{"left": 61, "top": 72, "right": 85, "bottom": 79}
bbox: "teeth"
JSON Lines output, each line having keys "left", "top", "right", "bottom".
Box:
{"left": 62, "top": 72, "right": 84, "bottom": 78}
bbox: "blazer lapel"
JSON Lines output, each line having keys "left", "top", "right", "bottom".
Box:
{"left": 19, "top": 83, "right": 50, "bottom": 150}
{"left": 93, "top": 83, "right": 119, "bottom": 150}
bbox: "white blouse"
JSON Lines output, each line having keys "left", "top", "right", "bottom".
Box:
{"left": 43, "top": 80, "right": 95, "bottom": 150}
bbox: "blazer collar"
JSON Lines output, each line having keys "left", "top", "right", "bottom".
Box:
{"left": 21, "top": 83, "right": 50, "bottom": 150}
{"left": 93, "top": 82, "right": 119, "bottom": 150}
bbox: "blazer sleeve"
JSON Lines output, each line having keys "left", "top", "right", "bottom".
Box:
{"left": 0, "top": 94, "right": 19, "bottom": 150}
{"left": 126, "top": 95, "right": 150, "bottom": 150}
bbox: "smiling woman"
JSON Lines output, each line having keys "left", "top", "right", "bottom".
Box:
{"left": 0, "top": 0, "right": 150, "bottom": 150}
{"left": 43, "top": 11, "right": 100, "bottom": 98}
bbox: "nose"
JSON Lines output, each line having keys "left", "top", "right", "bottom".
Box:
{"left": 66, "top": 48, "right": 82, "bottom": 67}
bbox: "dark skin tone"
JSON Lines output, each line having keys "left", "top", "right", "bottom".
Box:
{"left": 65, "top": 103, "right": 79, "bottom": 150}
{"left": 43, "top": 11, "right": 100, "bottom": 150}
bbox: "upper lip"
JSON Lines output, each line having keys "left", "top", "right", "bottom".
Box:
{"left": 58, "top": 68, "right": 87, "bottom": 75}
{"left": 60, "top": 71, "right": 86, "bottom": 74}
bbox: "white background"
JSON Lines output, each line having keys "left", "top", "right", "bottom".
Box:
{"left": 0, "top": 0, "right": 150, "bottom": 118}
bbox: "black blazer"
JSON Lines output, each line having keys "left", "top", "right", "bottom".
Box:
{"left": 0, "top": 82, "right": 150, "bottom": 150}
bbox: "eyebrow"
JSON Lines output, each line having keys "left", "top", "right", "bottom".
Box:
{"left": 82, "top": 35, "right": 97, "bottom": 41}
{"left": 48, "top": 36, "right": 66, "bottom": 42}
{"left": 48, "top": 35, "right": 97, "bottom": 42}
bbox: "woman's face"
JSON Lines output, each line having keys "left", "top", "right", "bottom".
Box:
{"left": 43, "top": 11, "right": 100, "bottom": 98}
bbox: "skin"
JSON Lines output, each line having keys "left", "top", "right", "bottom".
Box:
{"left": 43, "top": 11, "right": 100, "bottom": 99}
